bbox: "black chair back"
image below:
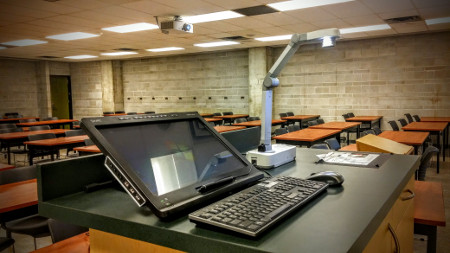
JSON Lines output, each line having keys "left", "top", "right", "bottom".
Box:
{"left": 213, "top": 112, "right": 222, "bottom": 116}
{"left": 30, "top": 125, "right": 51, "bottom": 131}
{"left": 398, "top": 118, "right": 408, "bottom": 127}
{"left": 65, "top": 129, "right": 84, "bottom": 137}
{"left": 274, "top": 128, "right": 288, "bottom": 136}
{"left": 310, "top": 143, "right": 329, "bottom": 149}
{"left": 388, "top": 121, "right": 399, "bottom": 131}
{"left": 247, "top": 116, "right": 260, "bottom": 121}
{"left": 19, "top": 119, "right": 37, "bottom": 123}
{"left": 287, "top": 125, "right": 300, "bottom": 132}
{"left": 413, "top": 115, "right": 421, "bottom": 122}
{"left": 325, "top": 138, "right": 340, "bottom": 150}
{"left": 279, "top": 113, "right": 287, "bottom": 118}
{"left": 307, "top": 120, "right": 318, "bottom": 126}
{"left": 317, "top": 118, "right": 325, "bottom": 124}
{"left": 342, "top": 113, "right": 349, "bottom": 119}
{"left": 48, "top": 219, "right": 88, "bottom": 243}
{"left": 0, "top": 124, "right": 17, "bottom": 129}
{"left": 103, "top": 112, "right": 114, "bottom": 115}
{"left": 42, "top": 117, "right": 58, "bottom": 121}
{"left": 222, "top": 112, "right": 233, "bottom": 115}
{"left": 404, "top": 113, "right": 414, "bottom": 123}
{"left": 234, "top": 118, "right": 247, "bottom": 123}
{"left": 372, "top": 126, "right": 382, "bottom": 135}
{"left": 145, "top": 111, "right": 155, "bottom": 114}
{"left": 416, "top": 146, "right": 439, "bottom": 181}
{"left": 28, "top": 133, "right": 56, "bottom": 141}
{"left": 0, "top": 165, "right": 36, "bottom": 185}
{"left": 348, "top": 112, "right": 355, "bottom": 117}
{"left": 127, "top": 112, "right": 137, "bottom": 115}
{"left": 286, "top": 112, "right": 294, "bottom": 116}
{"left": 115, "top": 111, "right": 125, "bottom": 114}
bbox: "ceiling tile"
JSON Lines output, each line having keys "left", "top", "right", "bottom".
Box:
{"left": 322, "top": 1, "right": 373, "bottom": 18}
{"left": 285, "top": 8, "right": 339, "bottom": 23}
{"left": 361, "top": 0, "right": 415, "bottom": 13}
{"left": 343, "top": 15, "right": 386, "bottom": 26}
{"left": 390, "top": 21, "right": 428, "bottom": 34}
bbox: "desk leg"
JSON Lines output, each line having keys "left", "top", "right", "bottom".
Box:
{"left": 347, "top": 131, "right": 350, "bottom": 145}
{"left": 414, "top": 223, "right": 437, "bottom": 253}
{"left": 6, "top": 143, "right": 11, "bottom": 164}
{"left": 437, "top": 132, "right": 440, "bottom": 173}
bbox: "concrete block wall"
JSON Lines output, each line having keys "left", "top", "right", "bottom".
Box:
{"left": 0, "top": 59, "right": 39, "bottom": 117}
{"left": 121, "top": 50, "right": 249, "bottom": 114}
{"left": 273, "top": 32, "right": 450, "bottom": 130}
{"left": 69, "top": 62, "right": 103, "bottom": 119}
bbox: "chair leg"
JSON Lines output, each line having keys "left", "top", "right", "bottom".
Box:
{"left": 33, "top": 237, "right": 37, "bottom": 250}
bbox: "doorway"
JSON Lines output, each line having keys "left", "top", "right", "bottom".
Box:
{"left": 50, "top": 76, "right": 73, "bottom": 121}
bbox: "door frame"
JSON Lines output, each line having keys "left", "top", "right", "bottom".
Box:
{"left": 50, "top": 75, "right": 73, "bottom": 119}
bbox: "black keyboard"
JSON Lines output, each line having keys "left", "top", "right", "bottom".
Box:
{"left": 189, "top": 176, "right": 328, "bottom": 237}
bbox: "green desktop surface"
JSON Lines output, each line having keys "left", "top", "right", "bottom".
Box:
{"left": 38, "top": 148, "right": 419, "bottom": 253}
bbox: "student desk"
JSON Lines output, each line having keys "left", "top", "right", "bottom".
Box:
{"left": 16, "top": 119, "right": 78, "bottom": 129}
{"left": 280, "top": 115, "right": 320, "bottom": 129}
{"left": 0, "top": 117, "right": 40, "bottom": 123}
{"left": 37, "top": 149, "right": 419, "bottom": 252}
{"left": 402, "top": 122, "right": 448, "bottom": 173}
{"left": 345, "top": 116, "right": 383, "bottom": 129}
{"left": 378, "top": 130, "right": 429, "bottom": 154}
{"left": 31, "top": 232, "right": 90, "bottom": 253}
{"left": 0, "top": 163, "right": 15, "bottom": 171}
{"left": 24, "top": 135, "right": 88, "bottom": 165}
{"left": 73, "top": 145, "right": 101, "bottom": 155}
{"left": 421, "top": 117, "right": 450, "bottom": 153}
{"left": 0, "top": 179, "right": 38, "bottom": 214}
{"left": 214, "top": 114, "right": 249, "bottom": 125}
{"left": 308, "top": 121, "right": 361, "bottom": 145}
{"left": 233, "top": 119, "right": 286, "bottom": 127}
{"left": 213, "top": 125, "right": 246, "bottom": 133}
{"left": 273, "top": 128, "right": 341, "bottom": 147}
{"left": 413, "top": 181, "right": 446, "bottom": 253}
{"left": 0, "top": 129, "right": 69, "bottom": 164}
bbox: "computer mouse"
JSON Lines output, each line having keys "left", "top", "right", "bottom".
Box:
{"left": 305, "top": 171, "right": 344, "bottom": 186}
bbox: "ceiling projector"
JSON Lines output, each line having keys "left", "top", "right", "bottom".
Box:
{"left": 160, "top": 17, "right": 193, "bottom": 34}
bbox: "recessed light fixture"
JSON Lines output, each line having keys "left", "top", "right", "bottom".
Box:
{"left": 101, "top": 51, "right": 138, "bottom": 56}
{"left": 339, "top": 24, "right": 391, "bottom": 34}
{"left": 146, "top": 47, "right": 184, "bottom": 52}
{"left": 102, "top": 23, "right": 159, "bottom": 33}
{"left": 425, "top": 17, "right": 450, "bottom": 25}
{"left": 194, "top": 41, "right": 240, "bottom": 48}
{"left": 268, "top": 0, "right": 354, "bottom": 11}
{"left": 183, "top": 11, "right": 243, "bottom": 24}
{"left": 46, "top": 32, "right": 100, "bottom": 41}
{"left": 64, "top": 55, "right": 98, "bottom": 59}
{"left": 255, "top": 34, "right": 292, "bottom": 42}
{"left": 1, "top": 39, "right": 47, "bottom": 47}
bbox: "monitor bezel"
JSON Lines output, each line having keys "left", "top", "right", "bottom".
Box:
{"left": 81, "top": 112, "right": 261, "bottom": 218}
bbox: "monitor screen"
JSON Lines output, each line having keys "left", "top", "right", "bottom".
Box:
{"left": 98, "top": 119, "right": 250, "bottom": 196}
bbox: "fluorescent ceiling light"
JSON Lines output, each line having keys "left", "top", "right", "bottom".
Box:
{"left": 0, "top": 46, "right": 6, "bottom": 50}
{"left": 102, "top": 23, "right": 159, "bottom": 33}
{"left": 146, "top": 47, "right": 184, "bottom": 52}
{"left": 425, "top": 17, "right": 450, "bottom": 25}
{"left": 101, "top": 51, "right": 138, "bottom": 56}
{"left": 64, "top": 55, "right": 98, "bottom": 59}
{"left": 339, "top": 24, "right": 391, "bottom": 34}
{"left": 255, "top": 34, "right": 292, "bottom": 42}
{"left": 1, "top": 39, "right": 47, "bottom": 47}
{"left": 46, "top": 32, "right": 100, "bottom": 41}
{"left": 183, "top": 11, "right": 243, "bottom": 24}
{"left": 268, "top": 0, "right": 354, "bottom": 11}
{"left": 194, "top": 41, "right": 240, "bottom": 48}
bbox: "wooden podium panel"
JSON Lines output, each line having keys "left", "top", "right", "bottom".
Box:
{"left": 357, "top": 134, "right": 414, "bottom": 155}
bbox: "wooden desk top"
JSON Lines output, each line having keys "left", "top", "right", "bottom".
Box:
{"left": 378, "top": 131, "right": 429, "bottom": 146}
{"left": 402, "top": 122, "right": 448, "bottom": 132}
{"left": 281, "top": 115, "right": 320, "bottom": 120}
{"left": 73, "top": 145, "right": 101, "bottom": 153}
{"left": 0, "top": 117, "right": 39, "bottom": 122}
{"left": 346, "top": 116, "right": 383, "bottom": 122}
{"left": 273, "top": 128, "right": 341, "bottom": 142}
{"left": 24, "top": 135, "right": 88, "bottom": 147}
{"left": 0, "top": 179, "right": 37, "bottom": 213}
{"left": 214, "top": 114, "right": 249, "bottom": 119}
{"left": 200, "top": 113, "right": 214, "bottom": 117}
{"left": 104, "top": 113, "right": 127, "bottom": 116}
{"left": 16, "top": 119, "right": 78, "bottom": 127}
{"left": 233, "top": 119, "right": 286, "bottom": 127}
{"left": 309, "top": 121, "right": 361, "bottom": 130}
{"left": 204, "top": 118, "right": 222, "bottom": 122}
{"left": 214, "top": 125, "right": 246, "bottom": 133}
{"left": 0, "top": 129, "right": 69, "bottom": 140}
{"left": 339, "top": 144, "right": 358, "bottom": 151}
{"left": 420, "top": 117, "right": 450, "bottom": 123}
{"left": 32, "top": 232, "right": 90, "bottom": 253}
{"left": 0, "top": 163, "right": 15, "bottom": 171}
{"left": 414, "top": 181, "right": 446, "bottom": 227}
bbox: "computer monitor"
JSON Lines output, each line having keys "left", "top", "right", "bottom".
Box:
{"left": 82, "top": 112, "right": 264, "bottom": 218}
{"left": 221, "top": 126, "right": 260, "bottom": 154}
